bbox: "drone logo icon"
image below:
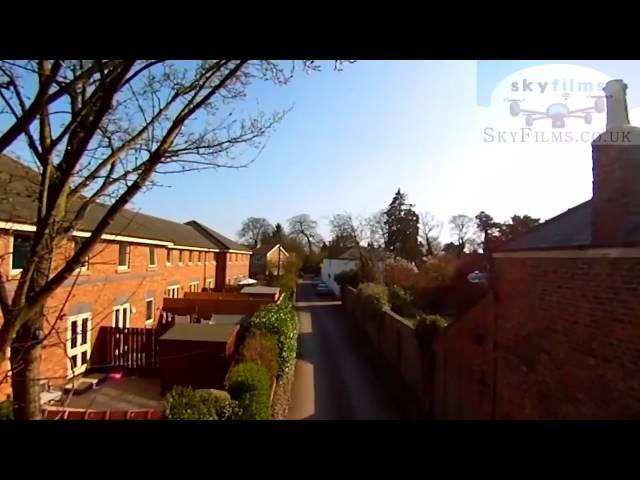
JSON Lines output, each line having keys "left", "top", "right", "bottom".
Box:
{"left": 506, "top": 94, "right": 606, "bottom": 129}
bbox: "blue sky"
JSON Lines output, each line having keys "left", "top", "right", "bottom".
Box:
{"left": 5, "top": 60, "right": 640, "bottom": 243}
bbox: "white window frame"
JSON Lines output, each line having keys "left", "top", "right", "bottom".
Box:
{"left": 189, "top": 281, "right": 199, "bottom": 293}
{"left": 197, "top": 251, "right": 202, "bottom": 265}
{"left": 148, "top": 246, "right": 157, "bottom": 268}
{"left": 166, "top": 285, "right": 180, "bottom": 298}
{"left": 112, "top": 303, "right": 131, "bottom": 328}
{"left": 67, "top": 313, "right": 92, "bottom": 378}
{"left": 205, "top": 278, "right": 214, "bottom": 289}
{"left": 178, "top": 250, "right": 184, "bottom": 266}
{"left": 188, "top": 251, "right": 194, "bottom": 265}
{"left": 145, "top": 298, "right": 154, "bottom": 326}
{"left": 73, "top": 237, "right": 89, "bottom": 273}
{"left": 166, "top": 248, "right": 172, "bottom": 266}
{"left": 117, "top": 242, "right": 130, "bottom": 271}
{"left": 9, "top": 232, "right": 34, "bottom": 276}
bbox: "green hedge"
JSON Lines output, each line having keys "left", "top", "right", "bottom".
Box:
{"left": 248, "top": 297, "right": 298, "bottom": 376}
{"left": 164, "top": 386, "right": 240, "bottom": 420}
{"left": 226, "top": 362, "right": 272, "bottom": 420}
{"left": 237, "top": 330, "right": 279, "bottom": 383}
{"left": 356, "top": 282, "right": 390, "bottom": 312}
{"left": 414, "top": 314, "right": 449, "bottom": 350}
{"left": 389, "top": 285, "right": 420, "bottom": 318}
{"left": 0, "top": 400, "right": 12, "bottom": 420}
{"left": 334, "top": 269, "right": 360, "bottom": 289}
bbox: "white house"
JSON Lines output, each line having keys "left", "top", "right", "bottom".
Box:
{"left": 320, "top": 247, "right": 361, "bottom": 296}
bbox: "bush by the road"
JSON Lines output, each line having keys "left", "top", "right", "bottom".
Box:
{"left": 0, "top": 400, "right": 12, "bottom": 420}
{"left": 334, "top": 269, "right": 360, "bottom": 289}
{"left": 226, "top": 362, "right": 272, "bottom": 420}
{"left": 356, "top": 282, "right": 389, "bottom": 313}
{"left": 164, "top": 386, "right": 240, "bottom": 420}
{"left": 249, "top": 297, "right": 298, "bottom": 376}
{"left": 237, "top": 330, "right": 279, "bottom": 383}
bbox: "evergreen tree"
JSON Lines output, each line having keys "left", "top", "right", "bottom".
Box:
{"left": 383, "top": 189, "right": 421, "bottom": 262}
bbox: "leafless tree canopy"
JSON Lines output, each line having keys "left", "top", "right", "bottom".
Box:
{"left": 287, "top": 214, "right": 322, "bottom": 254}
{"left": 419, "top": 211, "right": 443, "bottom": 256}
{"left": 329, "top": 213, "right": 367, "bottom": 247}
{"left": 365, "top": 210, "right": 387, "bottom": 248}
{"left": 448, "top": 214, "right": 479, "bottom": 253}
{"left": 237, "top": 217, "right": 273, "bottom": 248}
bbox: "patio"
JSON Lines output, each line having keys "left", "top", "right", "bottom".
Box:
{"left": 64, "top": 375, "right": 164, "bottom": 411}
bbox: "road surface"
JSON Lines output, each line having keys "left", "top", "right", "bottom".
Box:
{"left": 287, "top": 280, "right": 413, "bottom": 420}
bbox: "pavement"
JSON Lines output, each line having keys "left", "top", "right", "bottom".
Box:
{"left": 287, "top": 280, "right": 413, "bottom": 420}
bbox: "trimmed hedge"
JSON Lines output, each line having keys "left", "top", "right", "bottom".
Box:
{"left": 249, "top": 297, "right": 298, "bottom": 376}
{"left": 0, "top": 400, "right": 12, "bottom": 420}
{"left": 389, "top": 285, "right": 419, "bottom": 318}
{"left": 237, "top": 330, "right": 279, "bottom": 382}
{"left": 226, "top": 362, "right": 272, "bottom": 420}
{"left": 165, "top": 386, "right": 240, "bottom": 420}
{"left": 356, "top": 282, "right": 389, "bottom": 312}
{"left": 414, "top": 314, "right": 449, "bottom": 350}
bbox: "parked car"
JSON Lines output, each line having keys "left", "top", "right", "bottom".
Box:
{"left": 315, "top": 282, "right": 332, "bottom": 296}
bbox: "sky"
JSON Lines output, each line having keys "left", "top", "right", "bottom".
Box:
{"left": 5, "top": 60, "right": 640, "bottom": 243}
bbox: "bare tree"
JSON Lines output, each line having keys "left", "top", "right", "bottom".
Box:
{"left": 419, "top": 211, "right": 443, "bottom": 256}
{"left": 329, "top": 213, "right": 367, "bottom": 247}
{"left": 448, "top": 214, "right": 479, "bottom": 254}
{"left": 237, "top": 217, "right": 273, "bottom": 248}
{"left": 0, "top": 60, "right": 347, "bottom": 419}
{"left": 365, "top": 210, "right": 387, "bottom": 248}
{"left": 287, "top": 214, "right": 322, "bottom": 255}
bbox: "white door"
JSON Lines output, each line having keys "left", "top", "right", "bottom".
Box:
{"left": 112, "top": 304, "right": 131, "bottom": 361}
{"left": 67, "top": 314, "right": 91, "bottom": 378}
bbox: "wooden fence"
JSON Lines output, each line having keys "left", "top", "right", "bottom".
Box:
{"left": 91, "top": 327, "right": 161, "bottom": 375}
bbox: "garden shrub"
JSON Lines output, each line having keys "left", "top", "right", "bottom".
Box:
{"left": 165, "top": 386, "right": 240, "bottom": 420}
{"left": 0, "top": 400, "right": 12, "bottom": 420}
{"left": 237, "top": 330, "right": 279, "bottom": 382}
{"left": 356, "top": 282, "right": 389, "bottom": 313}
{"left": 226, "top": 362, "right": 272, "bottom": 420}
{"left": 414, "top": 314, "right": 449, "bottom": 350}
{"left": 334, "top": 269, "right": 360, "bottom": 289}
{"left": 389, "top": 285, "right": 419, "bottom": 318}
{"left": 249, "top": 298, "right": 298, "bottom": 376}
{"left": 383, "top": 258, "right": 418, "bottom": 290}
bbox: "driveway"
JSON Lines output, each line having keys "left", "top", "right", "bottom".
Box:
{"left": 287, "top": 280, "right": 415, "bottom": 420}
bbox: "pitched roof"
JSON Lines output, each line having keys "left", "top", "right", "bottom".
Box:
{"left": 494, "top": 198, "right": 640, "bottom": 251}
{"left": 495, "top": 201, "right": 593, "bottom": 251}
{"left": 253, "top": 243, "right": 287, "bottom": 256}
{"left": 185, "top": 220, "right": 251, "bottom": 252}
{"left": 0, "top": 154, "right": 219, "bottom": 250}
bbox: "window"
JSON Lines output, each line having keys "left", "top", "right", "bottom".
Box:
{"left": 197, "top": 252, "right": 202, "bottom": 264}
{"left": 73, "top": 237, "right": 89, "bottom": 272}
{"left": 205, "top": 278, "right": 214, "bottom": 289}
{"left": 148, "top": 246, "right": 157, "bottom": 267}
{"left": 188, "top": 251, "right": 193, "bottom": 264}
{"left": 145, "top": 298, "right": 154, "bottom": 324}
{"left": 178, "top": 250, "right": 184, "bottom": 265}
{"left": 166, "top": 248, "right": 172, "bottom": 265}
{"left": 11, "top": 233, "right": 33, "bottom": 272}
{"left": 189, "top": 281, "right": 199, "bottom": 293}
{"left": 118, "top": 243, "right": 129, "bottom": 269}
{"left": 166, "top": 285, "right": 180, "bottom": 298}
{"left": 67, "top": 313, "right": 91, "bottom": 377}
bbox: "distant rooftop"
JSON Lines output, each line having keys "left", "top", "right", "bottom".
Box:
{"left": 159, "top": 323, "right": 238, "bottom": 343}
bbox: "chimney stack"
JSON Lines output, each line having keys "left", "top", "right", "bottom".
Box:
{"left": 591, "top": 79, "right": 640, "bottom": 246}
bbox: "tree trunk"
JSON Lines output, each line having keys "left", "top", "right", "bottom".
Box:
{"left": 11, "top": 318, "right": 44, "bottom": 420}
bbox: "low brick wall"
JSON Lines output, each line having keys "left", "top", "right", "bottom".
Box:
{"left": 42, "top": 407, "right": 164, "bottom": 420}
{"left": 342, "top": 286, "right": 432, "bottom": 415}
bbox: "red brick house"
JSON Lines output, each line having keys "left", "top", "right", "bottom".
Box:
{"left": 0, "top": 154, "right": 251, "bottom": 400}
{"left": 435, "top": 79, "right": 640, "bottom": 419}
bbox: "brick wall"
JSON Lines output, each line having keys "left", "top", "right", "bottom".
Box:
{"left": 492, "top": 256, "right": 640, "bottom": 419}
{"left": 224, "top": 252, "right": 251, "bottom": 285}
{"left": 0, "top": 231, "right": 221, "bottom": 398}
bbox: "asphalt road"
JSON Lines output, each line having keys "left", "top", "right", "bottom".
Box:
{"left": 287, "top": 280, "right": 410, "bottom": 420}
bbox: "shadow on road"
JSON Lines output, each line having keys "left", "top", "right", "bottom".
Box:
{"left": 287, "top": 280, "right": 422, "bottom": 420}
